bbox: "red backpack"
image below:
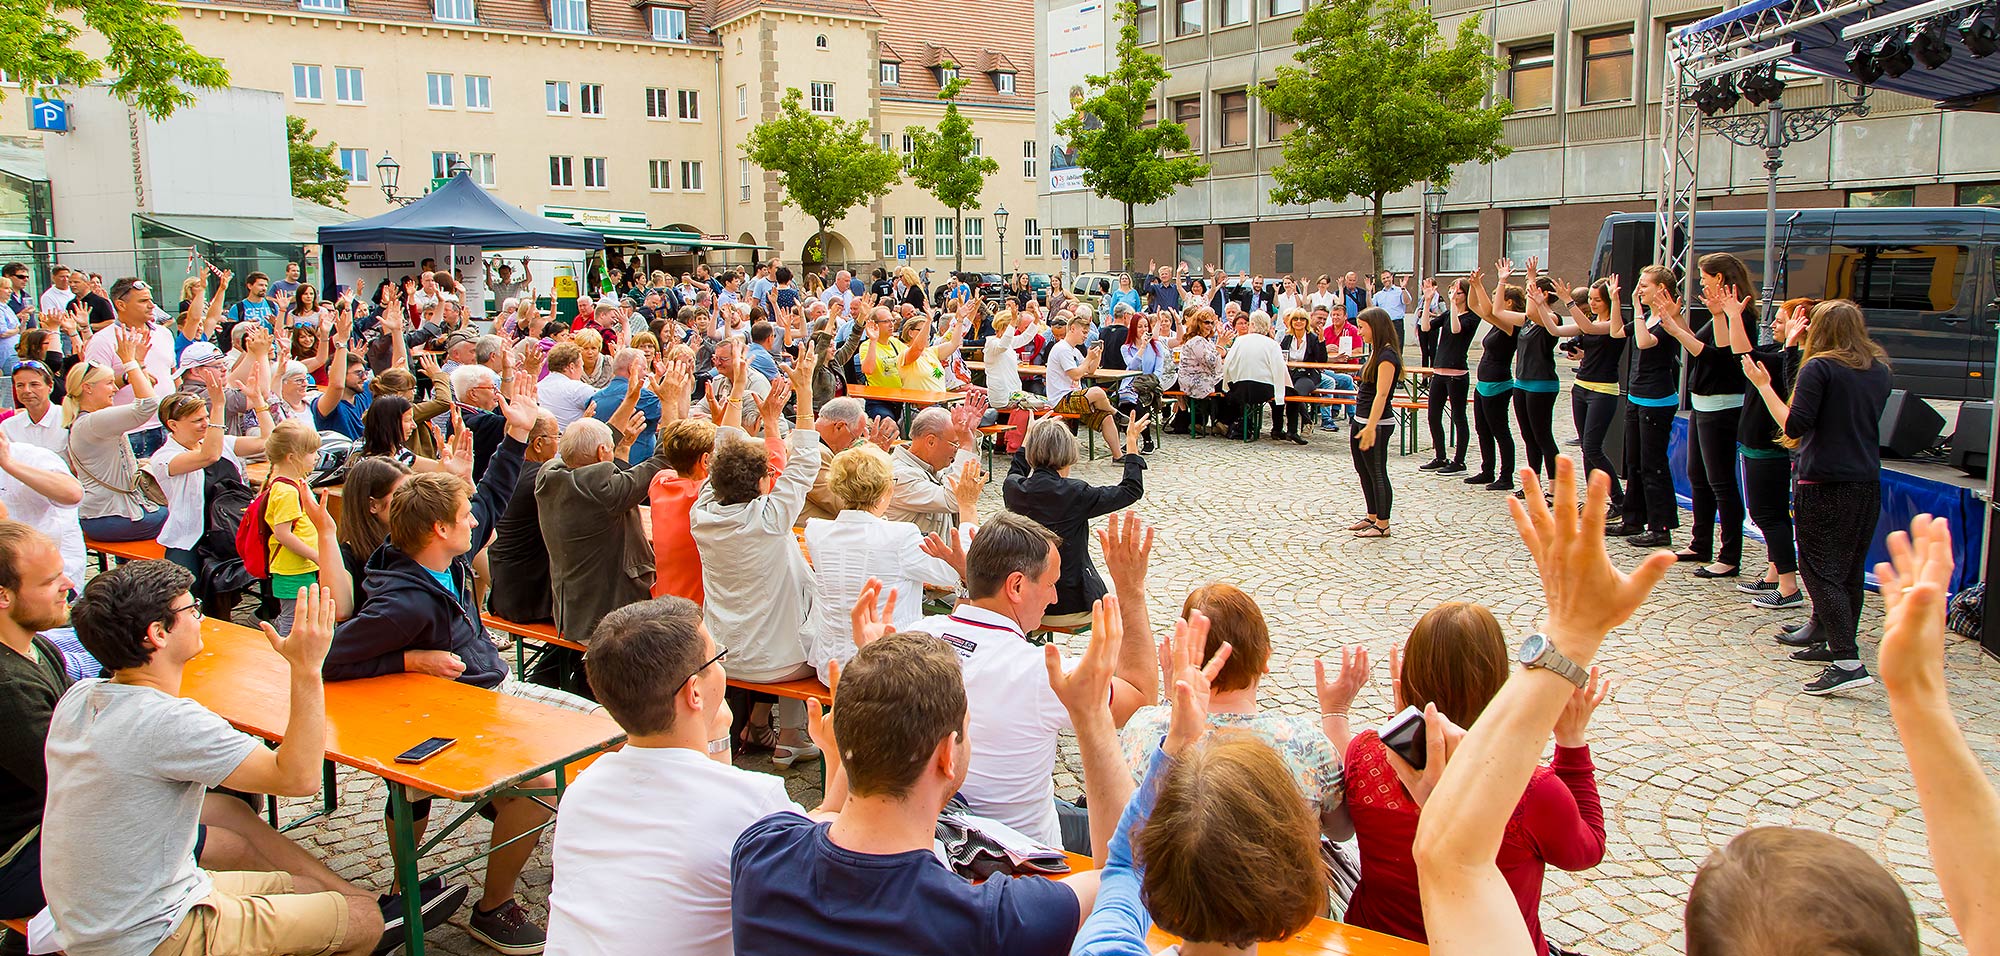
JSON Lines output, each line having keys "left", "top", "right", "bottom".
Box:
{"left": 236, "top": 476, "right": 303, "bottom": 579}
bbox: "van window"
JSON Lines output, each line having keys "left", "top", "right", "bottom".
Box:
{"left": 1823, "top": 243, "right": 1967, "bottom": 312}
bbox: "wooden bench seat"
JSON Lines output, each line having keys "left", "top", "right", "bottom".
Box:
{"left": 481, "top": 613, "right": 586, "bottom": 652}
{"left": 85, "top": 537, "right": 166, "bottom": 571}
{"left": 726, "top": 675, "right": 832, "bottom": 701}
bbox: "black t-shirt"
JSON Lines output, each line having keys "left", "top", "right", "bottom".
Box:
{"left": 0, "top": 634, "right": 72, "bottom": 848}
{"left": 1435, "top": 312, "right": 1478, "bottom": 372}
{"left": 1688, "top": 322, "right": 1747, "bottom": 397}
{"left": 1575, "top": 333, "right": 1624, "bottom": 385}
{"left": 1627, "top": 320, "right": 1681, "bottom": 401}
{"left": 1514, "top": 323, "right": 1558, "bottom": 383}
{"left": 1355, "top": 347, "right": 1405, "bottom": 425}
{"left": 1476, "top": 321, "right": 1517, "bottom": 383}
{"left": 80, "top": 292, "right": 114, "bottom": 330}
{"left": 1789, "top": 357, "right": 1892, "bottom": 482}
{"left": 1738, "top": 342, "right": 1792, "bottom": 452}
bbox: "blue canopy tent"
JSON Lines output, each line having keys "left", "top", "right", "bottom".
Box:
{"left": 1679, "top": 0, "right": 2000, "bottom": 110}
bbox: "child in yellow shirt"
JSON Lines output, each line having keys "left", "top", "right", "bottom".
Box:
{"left": 262, "top": 420, "right": 323, "bottom": 633}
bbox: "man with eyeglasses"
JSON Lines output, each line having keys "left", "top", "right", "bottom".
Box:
{"left": 883, "top": 404, "right": 983, "bottom": 539}
{"left": 80, "top": 278, "right": 176, "bottom": 457}
{"left": 545, "top": 597, "right": 843, "bottom": 956}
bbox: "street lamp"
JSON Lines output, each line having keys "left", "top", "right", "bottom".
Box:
{"left": 448, "top": 157, "right": 471, "bottom": 179}
{"left": 1421, "top": 183, "right": 1447, "bottom": 282}
{"left": 994, "top": 203, "right": 1010, "bottom": 277}
{"left": 376, "top": 153, "right": 418, "bottom": 206}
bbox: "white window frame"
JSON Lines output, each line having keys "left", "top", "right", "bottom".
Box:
{"left": 883, "top": 216, "right": 896, "bottom": 257}
{"left": 935, "top": 216, "right": 956, "bottom": 258}
{"left": 645, "top": 87, "right": 669, "bottom": 119}
{"left": 300, "top": 0, "right": 344, "bottom": 12}
{"left": 680, "top": 160, "right": 703, "bottom": 191}
{"left": 1023, "top": 140, "right": 1036, "bottom": 179}
{"left": 464, "top": 75, "right": 491, "bottom": 111}
{"left": 809, "top": 81, "right": 835, "bottom": 115}
{"left": 1023, "top": 218, "right": 1043, "bottom": 256}
{"left": 338, "top": 148, "right": 368, "bottom": 183}
{"left": 994, "top": 72, "right": 1015, "bottom": 94}
{"left": 677, "top": 89, "right": 700, "bottom": 121}
{"left": 582, "top": 156, "right": 607, "bottom": 189}
{"left": 739, "top": 157, "right": 751, "bottom": 202}
{"left": 549, "top": 155, "right": 574, "bottom": 188}
{"left": 904, "top": 216, "right": 925, "bottom": 257}
{"left": 737, "top": 84, "right": 748, "bottom": 118}
{"left": 469, "top": 152, "right": 496, "bottom": 187}
{"left": 964, "top": 217, "right": 984, "bottom": 257}
{"left": 940, "top": 66, "right": 959, "bottom": 84}
{"left": 650, "top": 6, "right": 686, "bottom": 41}
{"left": 648, "top": 159, "right": 673, "bottom": 192}
{"left": 333, "top": 66, "right": 364, "bottom": 104}
{"left": 430, "top": 151, "right": 463, "bottom": 179}
{"left": 880, "top": 62, "right": 899, "bottom": 86}
{"left": 426, "top": 72, "right": 454, "bottom": 109}
{"left": 293, "top": 64, "right": 322, "bottom": 102}
{"left": 579, "top": 82, "right": 604, "bottom": 117}
{"left": 434, "top": 0, "right": 474, "bottom": 23}
{"left": 549, "top": 0, "right": 588, "bottom": 33}
{"left": 901, "top": 132, "right": 915, "bottom": 171}
{"left": 546, "top": 80, "right": 571, "bottom": 115}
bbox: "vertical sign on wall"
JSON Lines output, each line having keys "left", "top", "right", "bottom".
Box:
{"left": 1046, "top": 1, "right": 1106, "bottom": 194}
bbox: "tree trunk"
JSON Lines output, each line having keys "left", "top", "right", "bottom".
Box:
{"left": 954, "top": 207, "right": 965, "bottom": 274}
{"left": 1123, "top": 202, "right": 1135, "bottom": 276}
{"left": 1369, "top": 192, "right": 1386, "bottom": 280}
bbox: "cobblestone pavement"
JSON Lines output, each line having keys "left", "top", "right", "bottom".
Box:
{"left": 256, "top": 403, "right": 2000, "bottom": 956}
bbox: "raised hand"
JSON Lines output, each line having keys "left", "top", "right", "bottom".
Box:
{"left": 1508, "top": 456, "right": 1674, "bottom": 666}
{"left": 1160, "top": 609, "right": 1230, "bottom": 757}
{"left": 264, "top": 583, "right": 336, "bottom": 671}
{"left": 1553, "top": 666, "right": 1612, "bottom": 748}
{"left": 1314, "top": 646, "right": 1370, "bottom": 717}
{"left": 849, "top": 578, "right": 897, "bottom": 648}
{"left": 805, "top": 658, "right": 840, "bottom": 762}
{"left": 1045, "top": 595, "right": 1122, "bottom": 723}
{"left": 1097, "top": 510, "right": 1152, "bottom": 596}
{"left": 919, "top": 528, "right": 970, "bottom": 580}
{"left": 1383, "top": 704, "right": 1467, "bottom": 807}
{"left": 868, "top": 416, "right": 900, "bottom": 448}
{"left": 1740, "top": 355, "right": 1772, "bottom": 389}
{"left": 442, "top": 425, "right": 474, "bottom": 483}
{"left": 1876, "top": 514, "right": 1955, "bottom": 700}
{"left": 114, "top": 325, "right": 148, "bottom": 365}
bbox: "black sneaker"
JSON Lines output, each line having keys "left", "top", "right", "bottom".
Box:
{"left": 1625, "top": 530, "right": 1670, "bottom": 548}
{"left": 1753, "top": 590, "right": 1805, "bottom": 610}
{"left": 1605, "top": 523, "right": 1646, "bottom": 538}
{"left": 1462, "top": 472, "right": 1495, "bottom": 485}
{"left": 1803, "top": 664, "right": 1874, "bottom": 696}
{"left": 468, "top": 898, "right": 546, "bottom": 955}
{"left": 1438, "top": 462, "right": 1467, "bottom": 475}
{"left": 1484, "top": 478, "right": 1514, "bottom": 491}
{"left": 1788, "top": 643, "right": 1837, "bottom": 663}
{"left": 375, "top": 880, "right": 471, "bottom": 955}
{"left": 1737, "top": 579, "right": 1778, "bottom": 594}
{"left": 1419, "top": 458, "right": 1448, "bottom": 471}
{"left": 1775, "top": 624, "right": 1820, "bottom": 647}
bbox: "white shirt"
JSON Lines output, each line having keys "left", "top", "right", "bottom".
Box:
{"left": 2, "top": 404, "right": 68, "bottom": 456}
{"left": 145, "top": 434, "right": 244, "bottom": 550}
{"left": 801, "top": 511, "right": 960, "bottom": 684}
{"left": 1221, "top": 331, "right": 1290, "bottom": 398}
{"left": 907, "top": 605, "right": 1075, "bottom": 847}
{"left": 982, "top": 323, "right": 1039, "bottom": 404}
{"left": 538, "top": 372, "right": 599, "bottom": 428}
{"left": 545, "top": 746, "right": 798, "bottom": 956}
{"left": 1308, "top": 290, "right": 1338, "bottom": 313}
{"left": 690, "top": 427, "right": 822, "bottom": 681}
{"left": 39, "top": 286, "right": 74, "bottom": 317}
{"left": 0, "top": 442, "right": 85, "bottom": 585}
{"left": 82, "top": 322, "right": 176, "bottom": 431}
{"left": 1045, "top": 340, "right": 1084, "bottom": 402}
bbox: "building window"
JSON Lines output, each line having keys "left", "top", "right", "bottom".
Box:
{"left": 737, "top": 85, "right": 748, "bottom": 117}
{"left": 904, "top": 217, "right": 925, "bottom": 257}
{"left": 650, "top": 7, "right": 686, "bottom": 41}
{"left": 1507, "top": 45, "right": 1555, "bottom": 112}
{"left": 300, "top": 0, "right": 344, "bottom": 11}
{"left": 1176, "top": 225, "right": 1204, "bottom": 272}
{"left": 1580, "top": 31, "right": 1633, "bottom": 105}
{"left": 964, "top": 218, "right": 984, "bottom": 257}
{"left": 901, "top": 132, "right": 915, "bottom": 171}
{"left": 1957, "top": 182, "right": 2000, "bottom": 206}
{"left": 546, "top": 80, "right": 570, "bottom": 114}
{"left": 1269, "top": 0, "right": 1301, "bottom": 14}
{"left": 935, "top": 217, "right": 956, "bottom": 258}
{"left": 581, "top": 156, "right": 606, "bottom": 188}
{"left": 1503, "top": 207, "right": 1550, "bottom": 263}
{"left": 1381, "top": 215, "right": 1416, "bottom": 273}
{"left": 549, "top": 0, "right": 587, "bottom": 33}
{"left": 940, "top": 67, "right": 959, "bottom": 84}
{"left": 646, "top": 87, "right": 671, "bottom": 119}
{"left": 648, "top": 159, "right": 672, "bottom": 191}
{"left": 425, "top": 72, "right": 452, "bottom": 108}
{"left": 1848, "top": 188, "right": 1915, "bottom": 207}
{"left": 1023, "top": 218, "right": 1042, "bottom": 256}
{"left": 338, "top": 148, "right": 368, "bottom": 183}
{"left": 333, "top": 66, "right": 363, "bottom": 104}
{"left": 468, "top": 152, "right": 495, "bottom": 187}
{"left": 678, "top": 89, "right": 699, "bottom": 120}
{"left": 464, "top": 75, "right": 491, "bottom": 110}
{"left": 1438, "top": 211, "right": 1480, "bottom": 273}
{"left": 680, "top": 160, "right": 702, "bottom": 191}
{"left": 883, "top": 216, "right": 896, "bottom": 257}
{"left": 293, "top": 64, "right": 322, "bottom": 102}
{"left": 1265, "top": 92, "right": 1297, "bottom": 143}
{"left": 816, "top": 34, "right": 828, "bottom": 48}
{"left": 579, "top": 83, "right": 603, "bottom": 116}
{"left": 1175, "top": 0, "right": 1202, "bottom": 35}
{"left": 1217, "top": 90, "right": 1248, "bottom": 147}
{"left": 430, "top": 151, "right": 462, "bottom": 179}
{"left": 1218, "top": 0, "right": 1248, "bottom": 27}
{"left": 549, "top": 155, "right": 573, "bottom": 187}
{"left": 739, "top": 158, "right": 752, "bottom": 201}
{"left": 1023, "top": 140, "right": 1037, "bottom": 179}
{"left": 1172, "top": 97, "right": 1201, "bottom": 151}
{"left": 995, "top": 72, "right": 1015, "bottom": 93}
{"left": 971, "top": 138, "right": 983, "bottom": 156}
{"left": 434, "top": 0, "right": 474, "bottom": 23}
{"left": 1141, "top": 101, "right": 1158, "bottom": 129}
{"left": 809, "top": 82, "right": 835, "bottom": 114}
{"left": 1220, "top": 223, "right": 1250, "bottom": 274}
{"left": 880, "top": 62, "right": 899, "bottom": 86}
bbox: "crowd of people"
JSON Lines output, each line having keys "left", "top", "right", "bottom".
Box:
{"left": 0, "top": 250, "right": 1976, "bottom": 956}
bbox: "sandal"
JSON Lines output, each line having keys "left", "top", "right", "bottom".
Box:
{"left": 738, "top": 725, "right": 778, "bottom": 753}
{"left": 1347, "top": 518, "right": 1375, "bottom": 532}
{"left": 1353, "top": 523, "right": 1391, "bottom": 538}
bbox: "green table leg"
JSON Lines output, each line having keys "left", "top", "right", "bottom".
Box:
{"left": 388, "top": 785, "right": 426, "bottom": 956}
{"left": 323, "top": 760, "right": 338, "bottom": 816}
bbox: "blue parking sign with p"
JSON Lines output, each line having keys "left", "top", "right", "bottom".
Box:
{"left": 897, "top": 243, "right": 909, "bottom": 261}
{"left": 29, "top": 98, "right": 67, "bottom": 133}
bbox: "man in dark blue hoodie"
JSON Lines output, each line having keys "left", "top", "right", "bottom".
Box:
{"left": 323, "top": 375, "right": 587, "bottom": 955}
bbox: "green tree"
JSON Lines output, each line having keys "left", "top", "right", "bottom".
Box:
{"left": 1255, "top": 0, "right": 1510, "bottom": 277}
{"left": 1055, "top": 0, "right": 1208, "bottom": 275}
{"left": 907, "top": 68, "right": 1000, "bottom": 274}
{"left": 287, "top": 115, "right": 348, "bottom": 207}
{"left": 0, "top": 0, "right": 228, "bottom": 118}
{"left": 742, "top": 87, "right": 902, "bottom": 266}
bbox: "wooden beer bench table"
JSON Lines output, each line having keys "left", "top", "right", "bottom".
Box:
{"left": 179, "top": 619, "right": 625, "bottom": 956}
{"left": 84, "top": 536, "right": 165, "bottom": 571}
{"left": 844, "top": 384, "right": 968, "bottom": 432}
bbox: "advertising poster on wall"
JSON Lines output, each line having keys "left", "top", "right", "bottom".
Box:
{"left": 1046, "top": 1, "right": 1106, "bottom": 193}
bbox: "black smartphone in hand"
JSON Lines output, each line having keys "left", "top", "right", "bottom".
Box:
{"left": 1378, "top": 706, "right": 1428, "bottom": 771}
{"left": 394, "top": 736, "right": 458, "bottom": 764}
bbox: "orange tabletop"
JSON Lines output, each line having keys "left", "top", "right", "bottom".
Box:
{"left": 845, "top": 385, "right": 967, "bottom": 406}
{"left": 180, "top": 618, "right": 624, "bottom": 801}
{"left": 1060, "top": 852, "right": 1428, "bottom": 955}
{"left": 1289, "top": 361, "right": 1439, "bottom": 376}
{"left": 966, "top": 361, "right": 1048, "bottom": 375}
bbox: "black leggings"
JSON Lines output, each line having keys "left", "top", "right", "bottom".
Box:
{"left": 1794, "top": 480, "right": 1880, "bottom": 660}
{"left": 1512, "top": 387, "right": 1560, "bottom": 479}
{"left": 1621, "top": 403, "right": 1679, "bottom": 531}
{"left": 1428, "top": 374, "right": 1469, "bottom": 465}
{"left": 1472, "top": 388, "right": 1515, "bottom": 478}
{"left": 1741, "top": 454, "right": 1797, "bottom": 575}
{"left": 1351, "top": 425, "right": 1394, "bottom": 519}
{"left": 1284, "top": 387, "right": 1313, "bottom": 435}
{"left": 1686, "top": 407, "right": 1746, "bottom": 567}
{"left": 1571, "top": 386, "right": 1623, "bottom": 502}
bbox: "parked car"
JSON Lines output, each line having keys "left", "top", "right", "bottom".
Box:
{"left": 1026, "top": 272, "right": 1052, "bottom": 306}
{"left": 1071, "top": 272, "right": 1119, "bottom": 310}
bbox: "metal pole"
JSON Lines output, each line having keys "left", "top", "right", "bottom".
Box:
{"left": 1759, "top": 101, "right": 1784, "bottom": 320}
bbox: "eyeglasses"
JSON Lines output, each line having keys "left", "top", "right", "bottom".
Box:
{"left": 168, "top": 600, "right": 203, "bottom": 622}
{"left": 679, "top": 645, "right": 727, "bottom": 686}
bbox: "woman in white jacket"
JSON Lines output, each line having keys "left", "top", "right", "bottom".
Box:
{"left": 1220, "top": 311, "right": 1290, "bottom": 441}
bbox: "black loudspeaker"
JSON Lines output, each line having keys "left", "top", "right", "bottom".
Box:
{"left": 1879, "top": 390, "right": 1946, "bottom": 459}
{"left": 1952, "top": 402, "right": 1993, "bottom": 477}
{"left": 1604, "top": 219, "right": 1653, "bottom": 300}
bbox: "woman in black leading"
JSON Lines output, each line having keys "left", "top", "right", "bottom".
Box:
{"left": 1729, "top": 295, "right": 1810, "bottom": 611}
{"left": 1003, "top": 413, "right": 1150, "bottom": 627}
{"left": 1350, "top": 307, "right": 1403, "bottom": 539}
{"left": 1419, "top": 278, "right": 1477, "bottom": 475}
{"left": 1654, "top": 252, "right": 1752, "bottom": 580}
{"left": 1743, "top": 299, "right": 1891, "bottom": 696}
{"left": 1608, "top": 265, "right": 1684, "bottom": 549}
{"left": 1464, "top": 265, "right": 1520, "bottom": 492}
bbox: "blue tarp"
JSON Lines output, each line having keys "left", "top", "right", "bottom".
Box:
{"left": 317, "top": 174, "right": 604, "bottom": 250}
{"left": 1680, "top": 0, "right": 2000, "bottom": 109}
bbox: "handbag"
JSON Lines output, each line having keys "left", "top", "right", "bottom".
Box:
{"left": 66, "top": 442, "right": 167, "bottom": 508}
{"left": 1947, "top": 582, "right": 1983, "bottom": 641}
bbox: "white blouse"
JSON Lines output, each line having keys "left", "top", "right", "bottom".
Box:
{"left": 800, "top": 510, "right": 962, "bottom": 685}
{"left": 1221, "top": 332, "right": 1291, "bottom": 399}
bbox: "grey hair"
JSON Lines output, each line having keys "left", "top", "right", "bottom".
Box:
{"left": 909, "top": 406, "right": 953, "bottom": 440}
{"left": 475, "top": 334, "right": 508, "bottom": 365}
{"left": 1021, "top": 416, "right": 1079, "bottom": 471}
{"left": 819, "top": 396, "right": 865, "bottom": 428}
{"left": 1250, "top": 311, "right": 1274, "bottom": 336}
{"left": 1074, "top": 303, "right": 1095, "bottom": 322}
{"left": 449, "top": 362, "right": 497, "bottom": 398}
{"left": 559, "top": 417, "right": 614, "bottom": 466}
{"left": 1112, "top": 302, "right": 1134, "bottom": 318}
{"left": 609, "top": 347, "right": 647, "bottom": 376}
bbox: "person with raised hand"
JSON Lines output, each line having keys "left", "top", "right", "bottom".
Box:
{"left": 1412, "top": 456, "right": 1673, "bottom": 956}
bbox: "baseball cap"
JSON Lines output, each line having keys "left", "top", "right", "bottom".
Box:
{"left": 173, "top": 342, "right": 226, "bottom": 378}
{"left": 443, "top": 329, "right": 479, "bottom": 350}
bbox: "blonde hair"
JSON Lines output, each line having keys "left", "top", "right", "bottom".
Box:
{"left": 264, "top": 418, "right": 323, "bottom": 466}
{"left": 61, "top": 363, "right": 114, "bottom": 426}
{"left": 828, "top": 444, "right": 894, "bottom": 511}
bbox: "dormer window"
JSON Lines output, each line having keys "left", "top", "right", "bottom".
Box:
{"left": 651, "top": 7, "right": 686, "bottom": 41}
{"left": 939, "top": 66, "right": 958, "bottom": 83}
{"left": 994, "top": 71, "right": 1015, "bottom": 93}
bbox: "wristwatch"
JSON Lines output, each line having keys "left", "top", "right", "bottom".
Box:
{"left": 1517, "top": 633, "right": 1588, "bottom": 688}
{"left": 707, "top": 736, "right": 731, "bottom": 755}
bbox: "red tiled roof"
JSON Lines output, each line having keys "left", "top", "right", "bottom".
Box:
{"left": 704, "top": 0, "right": 883, "bottom": 30}
{"left": 200, "top": 0, "right": 721, "bottom": 45}
{"left": 878, "top": 39, "right": 903, "bottom": 62}
{"left": 872, "top": 0, "right": 1033, "bottom": 110}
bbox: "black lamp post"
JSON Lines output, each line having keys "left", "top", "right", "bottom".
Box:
{"left": 376, "top": 153, "right": 416, "bottom": 206}
{"left": 994, "top": 203, "right": 1010, "bottom": 276}
{"left": 1421, "top": 183, "right": 1447, "bottom": 280}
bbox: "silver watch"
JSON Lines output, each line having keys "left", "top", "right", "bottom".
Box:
{"left": 1518, "top": 633, "right": 1588, "bottom": 688}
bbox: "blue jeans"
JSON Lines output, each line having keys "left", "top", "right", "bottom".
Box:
{"left": 126, "top": 426, "right": 166, "bottom": 459}
{"left": 81, "top": 508, "right": 166, "bottom": 542}
{"left": 1318, "top": 372, "right": 1355, "bottom": 425}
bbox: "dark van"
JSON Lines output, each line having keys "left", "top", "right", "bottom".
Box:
{"left": 1592, "top": 207, "right": 2000, "bottom": 400}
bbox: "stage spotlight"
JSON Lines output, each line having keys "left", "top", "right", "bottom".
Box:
{"left": 1695, "top": 75, "right": 1740, "bottom": 115}
{"left": 1961, "top": 2, "right": 2000, "bottom": 57}
{"left": 1740, "top": 66, "right": 1787, "bottom": 105}
{"left": 1872, "top": 28, "right": 1915, "bottom": 78}
{"left": 1912, "top": 20, "right": 1953, "bottom": 69}
{"left": 1847, "top": 40, "right": 1884, "bottom": 82}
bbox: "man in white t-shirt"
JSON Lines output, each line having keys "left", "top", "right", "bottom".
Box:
{"left": 537, "top": 342, "right": 600, "bottom": 427}
{"left": 0, "top": 432, "right": 86, "bottom": 586}
{"left": 38, "top": 265, "right": 76, "bottom": 318}
{"left": 1042, "top": 318, "right": 1123, "bottom": 458}
{"left": 2, "top": 360, "right": 68, "bottom": 455}
{"left": 545, "top": 596, "right": 843, "bottom": 956}
{"left": 901, "top": 512, "right": 1156, "bottom": 851}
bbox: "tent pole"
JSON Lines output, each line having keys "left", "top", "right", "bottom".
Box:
{"left": 1759, "top": 102, "right": 1783, "bottom": 320}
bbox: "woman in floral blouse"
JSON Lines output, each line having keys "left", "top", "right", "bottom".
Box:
{"left": 1174, "top": 308, "right": 1225, "bottom": 437}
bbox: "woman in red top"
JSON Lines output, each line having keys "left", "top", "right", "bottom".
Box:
{"left": 1342, "top": 601, "right": 1607, "bottom": 953}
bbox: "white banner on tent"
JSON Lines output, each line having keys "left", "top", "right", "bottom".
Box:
{"left": 333, "top": 243, "right": 485, "bottom": 313}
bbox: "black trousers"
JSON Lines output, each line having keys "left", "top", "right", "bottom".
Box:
{"left": 1795, "top": 480, "right": 1880, "bottom": 660}
{"left": 1741, "top": 454, "right": 1798, "bottom": 575}
{"left": 1284, "top": 385, "right": 1314, "bottom": 435}
{"left": 1428, "top": 374, "right": 1470, "bottom": 465}
{"left": 1185, "top": 394, "right": 1216, "bottom": 431}
{"left": 1220, "top": 381, "right": 1274, "bottom": 436}
{"left": 1620, "top": 403, "right": 1679, "bottom": 532}
{"left": 1351, "top": 424, "right": 1395, "bottom": 519}
{"left": 1686, "top": 407, "right": 1746, "bottom": 567}
{"left": 1512, "top": 387, "right": 1560, "bottom": 479}
{"left": 1473, "top": 388, "right": 1515, "bottom": 478}
{"left": 1571, "top": 386, "right": 1623, "bottom": 502}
